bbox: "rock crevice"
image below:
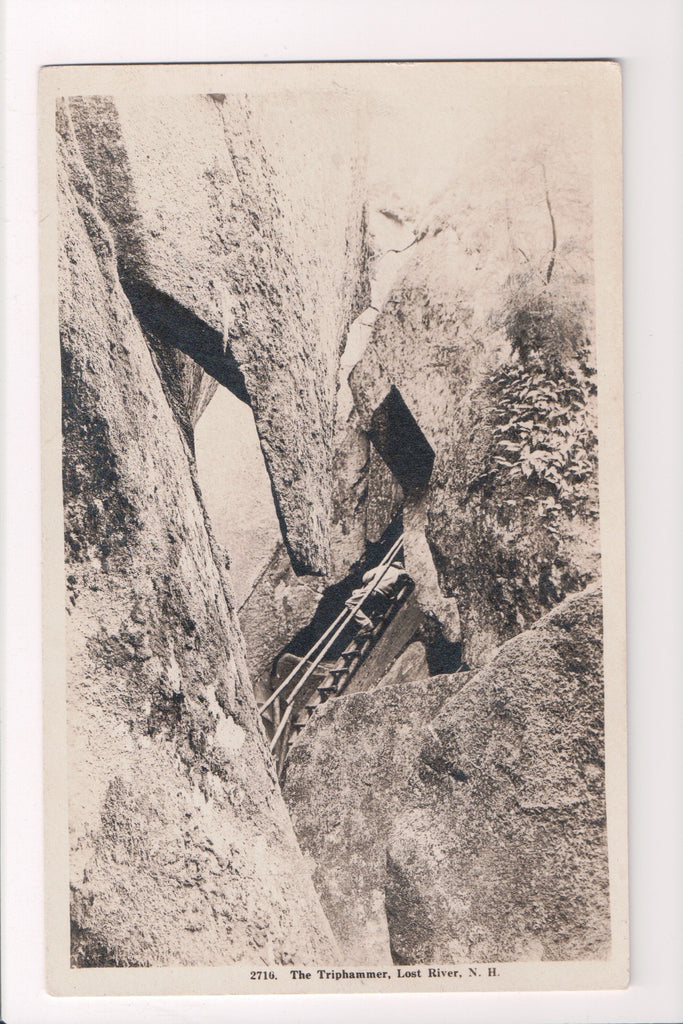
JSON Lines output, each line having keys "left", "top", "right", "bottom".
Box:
{"left": 59, "top": 97, "right": 344, "bottom": 967}
{"left": 57, "top": 86, "right": 608, "bottom": 971}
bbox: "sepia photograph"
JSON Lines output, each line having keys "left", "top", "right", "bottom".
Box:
{"left": 39, "top": 60, "right": 627, "bottom": 996}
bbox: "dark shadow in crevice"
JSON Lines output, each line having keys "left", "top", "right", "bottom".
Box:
{"left": 369, "top": 386, "right": 434, "bottom": 496}
{"left": 420, "top": 618, "right": 464, "bottom": 675}
{"left": 279, "top": 514, "right": 404, "bottom": 665}
{"left": 121, "top": 275, "right": 251, "bottom": 406}
{"left": 122, "top": 273, "right": 317, "bottom": 578}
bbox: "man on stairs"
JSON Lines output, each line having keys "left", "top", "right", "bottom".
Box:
{"left": 345, "top": 560, "right": 411, "bottom": 636}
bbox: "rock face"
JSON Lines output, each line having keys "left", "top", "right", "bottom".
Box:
{"left": 283, "top": 674, "right": 469, "bottom": 963}
{"left": 68, "top": 92, "right": 370, "bottom": 576}
{"left": 58, "top": 103, "right": 338, "bottom": 967}
{"left": 240, "top": 148, "right": 598, "bottom": 706}
{"left": 403, "top": 495, "right": 462, "bottom": 671}
{"left": 237, "top": 543, "right": 325, "bottom": 703}
{"left": 284, "top": 585, "right": 607, "bottom": 964}
{"left": 386, "top": 584, "right": 608, "bottom": 963}
{"left": 56, "top": 76, "right": 610, "bottom": 976}
{"left": 377, "top": 642, "right": 429, "bottom": 690}
{"left": 350, "top": 151, "right": 599, "bottom": 664}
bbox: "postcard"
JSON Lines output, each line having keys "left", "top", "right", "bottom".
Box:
{"left": 39, "top": 60, "right": 626, "bottom": 996}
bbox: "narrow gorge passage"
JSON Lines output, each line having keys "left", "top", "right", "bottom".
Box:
{"left": 51, "top": 67, "right": 616, "bottom": 979}
{"left": 193, "top": 362, "right": 457, "bottom": 787}
{"left": 189, "top": 189, "right": 457, "bottom": 768}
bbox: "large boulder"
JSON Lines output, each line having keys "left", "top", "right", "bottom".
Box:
{"left": 386, "top": 584, "right": 608, "bottom": 963}
{"left": 328, "top": 410, "right": 405, "bottom": 581}
{"left": 283, "top": 585, "right": 607, "bottom": 966}
{"left": 377, "top": 642, "right": 430, "bottom": 690}
{"left": 68, "top": 91, "right": 370, "bottom": 575}
{"left": 283, "top": 673, "right": 469, "bottom": 963}
{"left": 58, "top": 104, "right": 337, "bottom": 967}
{"left": 403, "top": 494, "right": 462, "bottom": 670}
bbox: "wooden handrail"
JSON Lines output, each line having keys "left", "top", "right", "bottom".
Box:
{"left": 260, "top": 534, "right": 404, "bottom": 717}
{"left": 269, "top": 535, "right": 405, "bottom": 752}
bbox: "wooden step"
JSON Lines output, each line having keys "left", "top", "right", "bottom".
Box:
{"left": 274, "top": 570, "right": 414, "bottom": 776}
{"left": 336, "top": 591, "right": 423, "bottom": 698}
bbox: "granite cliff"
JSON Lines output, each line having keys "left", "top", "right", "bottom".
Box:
{"left": 58, "top": 91, "right": 368, "bottom": 966}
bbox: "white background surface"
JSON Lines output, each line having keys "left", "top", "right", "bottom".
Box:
{"left": 3, "top": 1, "right": 682, "bottom": 1022}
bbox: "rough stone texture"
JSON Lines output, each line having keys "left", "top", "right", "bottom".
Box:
{"left": 385, "top": 584, "right": 608, "bottom": 964}
{"left": 403, "top": 494, "right": 461, "bottom": 648}
{"left": 284, "top": 585, "right": 606, "bottom": 967}
{"left": 376, "top": 641, "right": 429, "bottom": 690}
{"left": 327, "top": 408, "right": 375, "bottom": 579}
{"left": 68, "top": 92, "right": 370, "bottom": 576}
{"left": 58, "top": 104, "right": 338, "bottom": 968}
{"left": 328, "top": 408, "right": 405, "bottom": 584}
{"left": 237, "top": 543, "right": 325, "bottom": 703}
{"left": 283, "top": 673, "right": 469, "bottom": 963}
{"left": 231, "top": 203, "right": 414, "bottom": 681}
{"left": 350, "top": 152, "right": 599, "bottom": 664}
{"left": 56, "top": 83, "right": 609, "bottom": 976}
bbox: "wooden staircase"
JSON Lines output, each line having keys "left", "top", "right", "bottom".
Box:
{"left": 288, "top": 581, "right": 411, "bottom": 730}
{"left": 258, "top": 537, "right": 414, "bottom": 777}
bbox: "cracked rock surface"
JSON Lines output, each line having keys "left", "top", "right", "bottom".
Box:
{"left": 69, "top": 92, "right": 370, "bottom": 576}
{"left": 283, "top": 672, "right": 469, "bottom": 963}
{"left": 284, "top": 585, "right": 607, "bottom": 964}
{"left": 59, "top": 102, "right": 338, "bottom": 967}
{"left": 386, "top": 584, "right": 608, "bottom": 963}
{"left": 56, "top": 81, "right": 610, "bottom": 973}
{"left": 350, "top": 151, "right": 599, "bottom": 663}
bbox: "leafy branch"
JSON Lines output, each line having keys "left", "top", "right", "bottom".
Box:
{"left": 485, "top": 358, "right": 598, "bottom": 534}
